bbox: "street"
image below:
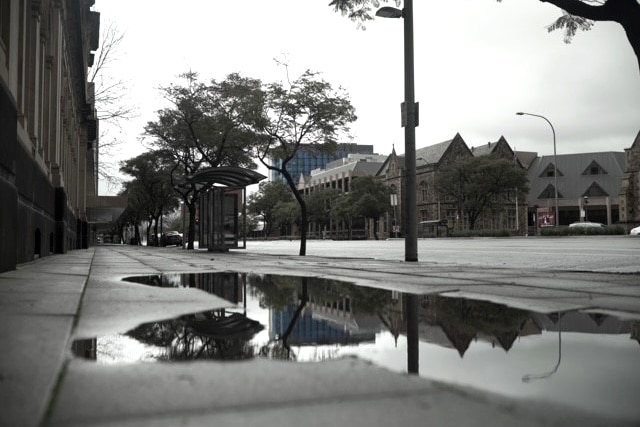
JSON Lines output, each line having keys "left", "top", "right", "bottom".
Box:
{"left": 245, "top": 235, "right": 640, "bottom": 273}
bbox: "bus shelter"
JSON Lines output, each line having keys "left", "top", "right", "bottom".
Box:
{"left": 187, "top": 167, "right": 266, "bottom": 252}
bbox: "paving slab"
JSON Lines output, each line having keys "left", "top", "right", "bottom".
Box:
{"left": 0, "top": 314, "right": 75, "bottom": 427}
{"left": 3, "top": 243, "right": 640, "bottom": 427}
{"left": 46, "top": 358, "right": 633, "bottom": 427}
{"left": 74, "top": 278, "right": 235, "bottom": 339}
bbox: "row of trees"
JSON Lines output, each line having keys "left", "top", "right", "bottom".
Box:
{"left": 113, "top": 68, "right": 356, "bottom": 254}
{"left": 248, "top": 176, "right": 391, "bottom": 240}
{"left": 248, "top": 156, "right": 529, "bottom": 237}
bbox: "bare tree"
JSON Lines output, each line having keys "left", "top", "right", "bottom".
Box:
{"left": 88, "top": 21, "right": 138, "bottom": 190}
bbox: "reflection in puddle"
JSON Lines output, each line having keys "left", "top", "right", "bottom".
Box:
{"left": 73, "top": 273, "right": 640, "bottom": 420}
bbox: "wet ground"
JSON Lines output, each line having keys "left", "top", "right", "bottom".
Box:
{"left": 74, "top": 272, "right": 640, "bottom": 420}
{"left": 3, "top": 240, "right": 640, "bottom": 426}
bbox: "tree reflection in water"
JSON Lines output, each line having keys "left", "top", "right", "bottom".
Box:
{"left": 126, "top": 310, "right": 264, "bottom": 361}
{"left": 95, "top": 273, "right": 637, "bottom": 375}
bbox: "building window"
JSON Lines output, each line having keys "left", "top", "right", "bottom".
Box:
{"left": 420, "top": 209, "right": 429, "bottom": 222}
{"left": 538, "top": 184, "right": 563, "bottom": 199}
{"left": 582, "top": 160, "right": 608, "bottom": 176}
{"left": 539, "top": 163, "right": 564, "bottom": 178}
{"left": 582, "top": 182, "right": 608, "bottom": 198}
{"left": 419, "top": 181, "right": 428, "bottom": 202}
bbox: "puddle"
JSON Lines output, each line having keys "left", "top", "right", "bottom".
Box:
{"left": 73, "top": 273, "right": 640, "bottom": 420}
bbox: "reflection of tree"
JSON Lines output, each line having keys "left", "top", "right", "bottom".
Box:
{"left": 125, "top": 310, "right": 264, "bottom": 361}
{"left": 426, "top": 296, "right": 530, "bottom": 357}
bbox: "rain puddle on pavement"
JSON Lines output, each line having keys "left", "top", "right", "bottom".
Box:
{"left": 73, "top": 272, "right": 640, "bottom": 420}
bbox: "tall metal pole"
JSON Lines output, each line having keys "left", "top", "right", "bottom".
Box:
{"left": 376, "top": 2, "right": 418, "bottom": 260}
{"left": 403, "top": 0, "right": 417, "bottom": 261}
{"left": 516, "top": 112, "right": 559, "bottom": 226}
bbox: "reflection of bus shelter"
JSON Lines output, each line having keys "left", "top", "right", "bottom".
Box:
{"left": 187, "top": 167, "right": 266, "bottom": 252}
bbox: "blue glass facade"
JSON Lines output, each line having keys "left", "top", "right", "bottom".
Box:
{"left": 269, "top": 143, "right": 374, "bottom": 184}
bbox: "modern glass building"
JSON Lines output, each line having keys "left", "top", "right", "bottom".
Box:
{"left": 268, "top": 143, "right": 374, "bottom": 184}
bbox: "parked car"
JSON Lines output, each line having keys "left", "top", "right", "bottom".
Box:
{"left": 569, "top": 221, "right": 604, "bottom": 229}
{"left": 161, "top": 231, "right": 183, "bottom": 247}
{"left": 630, "top": 226, "right": 640, "bottom": 236}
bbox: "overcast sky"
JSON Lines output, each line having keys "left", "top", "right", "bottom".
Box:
{"left": 93, "top": 0, "right": 640, "bottom": 195}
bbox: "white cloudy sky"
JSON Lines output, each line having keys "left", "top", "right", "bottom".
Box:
{"left": 93, "top": 0, "right": 640, "bottom": 195}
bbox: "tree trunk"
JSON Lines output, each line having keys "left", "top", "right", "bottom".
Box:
{"left": 134, "top": 223, "right": 141, "bottom": 245}
{"left": 187, "top": 202, "right": 197, "bottom": 250}
{"left": 373, "top": 217, "right": 379, "bottom": 240}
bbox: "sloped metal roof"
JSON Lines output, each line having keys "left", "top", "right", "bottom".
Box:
{"left": 527, "top": 152, "right": 626, "bottom": 203}
{"left": 187, "top": 167, "right": 266, "bottom": 188}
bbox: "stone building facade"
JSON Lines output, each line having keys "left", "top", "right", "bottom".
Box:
{"left": 377, "top": 133, "right": 528, "bottom": 237}
{"left": 0, "top": 0, "right": 99, "bottom": 272}
{"left": 619, "top": 131, "right": 640, "bottom": 229}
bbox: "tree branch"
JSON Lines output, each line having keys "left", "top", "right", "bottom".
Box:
{"left": 540, "top": 0, "right": 633, "bottom": 22}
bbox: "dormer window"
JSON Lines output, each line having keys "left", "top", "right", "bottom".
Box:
{"left": 538, "top": 184, "right": 563, "bottom": 199}
{"left": 582, "top": 182, "right": 608, "bottom": 198}
{"left": 539, "top": 163, "right": 564, "bottom": 178}
{"left": 582, "top": 160, "right": 608, "bottom": 176}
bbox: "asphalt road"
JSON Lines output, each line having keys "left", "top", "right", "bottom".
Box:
{"left": 245, "top": 236, "right": 640, "bottom": 274}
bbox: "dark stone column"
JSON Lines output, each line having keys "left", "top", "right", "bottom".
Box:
{"left": 54, "top": 187, "right": 67, "bottom": 253}
{"left": 0, "top": 82, "right": 18, "bottom": 272}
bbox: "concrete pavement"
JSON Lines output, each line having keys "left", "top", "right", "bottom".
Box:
{"left": 1, "top": 239, "right": 639, "bottom": 426}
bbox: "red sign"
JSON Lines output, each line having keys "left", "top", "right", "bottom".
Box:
{"left": 537, "top": 207, "right": 555, "bottom": 228}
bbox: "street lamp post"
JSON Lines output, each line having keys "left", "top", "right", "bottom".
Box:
{"left": 377, "top": 0, "right": 418, "bottom": 262}
{"left": 516, "top": 112, "right": 559, "bottom": 226}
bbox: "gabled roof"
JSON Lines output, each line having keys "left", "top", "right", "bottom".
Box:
{"left": 527, "top": 152, "right": 626, "bottom": 203}
{"left": 415, "top": 137, "right": 457, "bottom": 165}
{"left": 514, "top": 151, "right": 539, "bottom": 170}
{"left": 470, "top": 136, "right": 507, "bottom": 157}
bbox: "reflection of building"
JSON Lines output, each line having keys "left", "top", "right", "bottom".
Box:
{"left": 413, "top": 295, "right": 636, "bottom": 357}
{"left": 270, "top": 291, "right": 382, "bottom": 346}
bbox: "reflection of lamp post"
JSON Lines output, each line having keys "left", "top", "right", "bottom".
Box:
{"left": 522, "top": 315, "right": 562, "bottom": 382}
{"left": 516, "top": 112, "right": 559, "bottom": 226}
{"left": 405, "top": 293, "right": 419, "bottom": 375}
{"left": 377, "top": 0, "right": 418, "bottom": 262}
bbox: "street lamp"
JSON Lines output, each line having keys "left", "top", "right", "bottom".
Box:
{"left": 516, "top": 112, "right": 559, "bottom": 226}
{"left": 376, "top": 0, "right": 418, "bottom": 262}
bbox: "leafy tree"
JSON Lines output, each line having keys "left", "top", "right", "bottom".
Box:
{"left": 119, "top": 180, "right": 151, "bottom": 244}
{"left": 273, "top": 201, "right": 301, "bottom": 236}
{"left": 330, "top": 0, "right": 640, "bottom": 74}
{"left": 257, "top": 70, "right": 356, "bottom": 255}
{"left": 120, "top": 151, "right": 179, "bottom": 246}
{"left": 305, "top": 188, "right": 342, "bottom": 235}
{"left": 436, "top": 157, "right": 529, "bottom": 230}
{"left": 349, "top": 176, "right": 390, "bottom": 240}
{"left": 332, "top": 192, "right": 356, "bottom": 239}
{"left": 144, "top": 72, "right": 263, "bottom": 248}
{"left": 247, "top": 181, "right": 293, "bottom": 237}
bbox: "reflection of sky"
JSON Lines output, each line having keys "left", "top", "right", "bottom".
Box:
{"left": 296, "top": 331, "right": 640, "bottom": 421}
{"left": 102, "top": 277, "right": 640, "bottom": 421}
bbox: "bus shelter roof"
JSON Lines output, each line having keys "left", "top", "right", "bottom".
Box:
{"left": 186, "top": 166, "right": 266, "bottom": 189}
